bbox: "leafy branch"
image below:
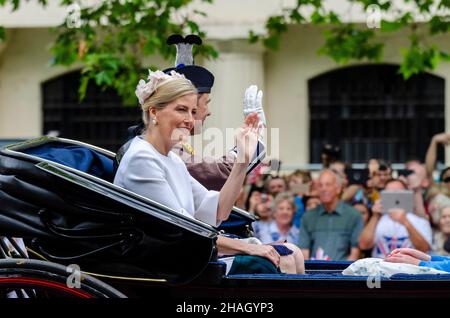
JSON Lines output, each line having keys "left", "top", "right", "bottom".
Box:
{"left": 250, "top": 0, "right": 450, "bottom": 79}
{"left": 1, "top": 0, "right": 218, "bottom": 105}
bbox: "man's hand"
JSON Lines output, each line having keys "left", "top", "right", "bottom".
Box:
{"left": 433, "top": 132, "right": 450, "bottom": 145}
{"left": 388, "top": 208, "right": 407, "bottom": 225}
{"left": 243, "top": 85, "right": 266, "bottom": 140}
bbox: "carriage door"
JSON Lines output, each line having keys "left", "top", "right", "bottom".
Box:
{"left": 308, "top": 64, "right": 445, "bottom": 164}
{"left": 42, "top": 70, "right": 141, "bottom": 152}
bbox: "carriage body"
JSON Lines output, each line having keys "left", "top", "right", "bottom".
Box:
{"left": 1, "top": 137, "right": 450, "bottom": 298}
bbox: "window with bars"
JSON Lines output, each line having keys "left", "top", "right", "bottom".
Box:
{"left": 308, "top": 64, "right": 445, "bottom": 164}
{"left": 42, "top": 70, "right": 142, "bottom": 152}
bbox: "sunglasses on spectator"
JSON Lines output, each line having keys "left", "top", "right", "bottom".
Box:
{"left": 443, "top": 176, "right": 450, "bottom": 183}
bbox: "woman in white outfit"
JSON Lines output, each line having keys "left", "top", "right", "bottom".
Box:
{"left": 114, "top": 70, "right": 304, "bottom": 274}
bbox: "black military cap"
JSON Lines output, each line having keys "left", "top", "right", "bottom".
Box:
{"left": 163, "top": 34, "right": 214, "bottom": 93}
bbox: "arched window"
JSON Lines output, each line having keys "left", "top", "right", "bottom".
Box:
{"left": 42, "top": 71, "right": 141, "bottom": 152}
{"left": 308, "top": 64, "right": 445, "bottom": 163}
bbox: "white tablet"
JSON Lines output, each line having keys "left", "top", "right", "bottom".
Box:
{"left": 380, "top": 190, "right": 414, "bottom": 213}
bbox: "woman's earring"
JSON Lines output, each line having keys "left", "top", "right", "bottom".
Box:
{"left": 152, "top": 118, "right": 157, "bottom": 125}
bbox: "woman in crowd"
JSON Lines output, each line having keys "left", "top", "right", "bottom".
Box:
{"left": 431, "top": 205, "right": 450, "bottom": 256}
{"left": 258, "top": 192, "right": 299, "bottom": 245}
{"left": 252, "top": 196, "right": 274, "bottom": 241}
{"left": 114, "top": 70, "right": 304, "bottom": 274}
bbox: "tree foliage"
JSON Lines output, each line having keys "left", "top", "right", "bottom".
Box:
{"left": 0, "top": 0, "right": 218, "bottom": 105}
{"left": 2, "top": 0, "right": 450, "bottom": 104}
{"left": 250, "top": 0, "right": 450, "bottom": 79}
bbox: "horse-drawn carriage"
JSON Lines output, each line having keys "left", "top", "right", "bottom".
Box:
{"left": 1, "top": 137, "right": 450, "bottom": 298}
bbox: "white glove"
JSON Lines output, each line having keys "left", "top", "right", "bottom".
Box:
{"left": 243, "top": 85, "right": 266, "bottom": 142}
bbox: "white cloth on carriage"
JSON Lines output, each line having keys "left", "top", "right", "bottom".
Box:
{"left": 343, "top": 257, "right": 448, "bottom": 278}
{"left": 114, "top": 136, "right": 220, "bottom": 227}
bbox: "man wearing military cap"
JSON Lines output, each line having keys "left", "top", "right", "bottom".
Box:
{"left": 116, "top": 34, "right": 267, "bottom": 191}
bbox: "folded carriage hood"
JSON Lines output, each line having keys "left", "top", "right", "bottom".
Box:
{"left": 0, "top": 137, "right": 218, "bottom": 285}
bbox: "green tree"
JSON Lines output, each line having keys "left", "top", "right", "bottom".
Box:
{"left": 2, "top": 1, "right": 449, "bottom": 103}
{"left": 0, "top": 0, "right": 218, "bottom": 105}
{"left": 250, "top": 0, "right": 450, "bottom": 79}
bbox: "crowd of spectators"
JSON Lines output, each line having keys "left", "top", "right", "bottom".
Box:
{"left": 236, "top": 132, "right": 450, "bottom": 261}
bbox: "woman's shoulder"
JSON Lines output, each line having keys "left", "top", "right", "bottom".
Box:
{"left": 121, "top": 137, "right": 164, "bottom": 167}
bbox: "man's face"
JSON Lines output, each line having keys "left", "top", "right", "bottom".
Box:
{"left": 406, "top": 162, "right": 429, "bottom": 189}
{"left": 268, "top": 179, "right": 286, "bottom": 196}
{"left": 373, "top": 168, "right": 392, "bottom": 189}
{"left": 318, "top": 171, "right": 341, "bottom": 205}
{"left": 195, "top": 93, "right": 211, "bottom": 122}
{"left": 191, "top": 93, "right": 211, "bottom": 135}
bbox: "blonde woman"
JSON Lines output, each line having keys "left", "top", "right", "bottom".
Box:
{"left": 114, "top": 70, "right": 259, "bottom": 226}
{"left": 432, "top": 205, "right": 450, "bottom": 255}
{"left": 258, "top": 192, "right": 299, "bottom": 245}
{"left": 114, "top": 70, "right": 305, "bottom": 274}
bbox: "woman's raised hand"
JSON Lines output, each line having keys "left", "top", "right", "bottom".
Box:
{"left": 236, "top": 112, "right": 260, "bottom": 164}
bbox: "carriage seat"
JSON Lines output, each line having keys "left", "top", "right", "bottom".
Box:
{"left": 24, "top": 142, "right": 115, "bottom": 182}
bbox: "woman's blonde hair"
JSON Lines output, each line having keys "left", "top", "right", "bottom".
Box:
{"left": 273, "top": 192, "right": 296, "bottom": 213}
{"left": 141, "top": 77, "right": 197, "bottom": 127}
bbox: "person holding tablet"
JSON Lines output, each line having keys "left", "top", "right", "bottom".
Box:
{"left": 359, "top": 179, "right": 432, "bottom": 258}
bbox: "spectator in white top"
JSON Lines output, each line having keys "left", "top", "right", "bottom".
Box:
{"left": 359, "top": 179, "right": 432, "bottom": 258}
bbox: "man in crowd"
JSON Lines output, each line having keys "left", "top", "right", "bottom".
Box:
{"left": 403, "top": 161, "right": 430, "bottom": 219}
{"left": 425, "top": 131, "right": 450, "bottom": 190}
{"left": 266, "top": 176, "right": 287, "bottom": 197}
{"left": 298, "top": 169, "right": 364, "bottom": 261}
